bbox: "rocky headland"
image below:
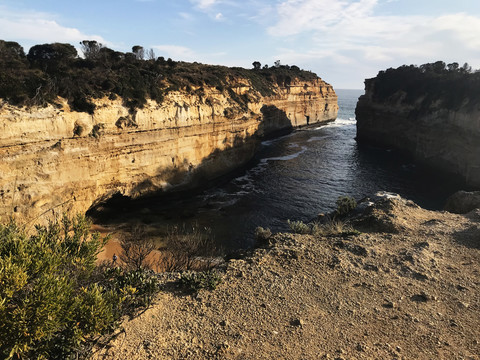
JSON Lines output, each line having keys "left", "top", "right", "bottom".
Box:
{"left": 92, "top": 195, "right": 480, "bottom": 360}
{"left": 0, "top": 40, "right": 338, "bottom": 224}
{"left": 356, "top": 62, "right": 480, "bottom": 188}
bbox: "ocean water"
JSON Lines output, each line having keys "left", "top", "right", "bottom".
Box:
{"left": 97, "top": 89, "right": 464, "bottom": 250}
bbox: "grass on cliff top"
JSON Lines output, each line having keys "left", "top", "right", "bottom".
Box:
{"left": 0, "top": 39, "right": 320, "bottom": 113}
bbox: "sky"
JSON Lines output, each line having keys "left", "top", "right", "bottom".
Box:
{"left": 1, "top": 0, "right": 480, "bottom": 89}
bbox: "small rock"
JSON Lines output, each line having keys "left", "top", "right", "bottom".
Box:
{"left": 410, "top": 293, "right": 429, "bottom": 302}
{"left": 290, "top": 318, "right": 304, "bottom": 327}
{"left": 458, "top": 301, "right": 470, "bottom": 309}
{"left": 383, "top": 300, "right": 395, "bottom": 308}
{"left": 414, "top": 241, "right": 430, "bottom": 249}
{"left": 356, "top": 343, "right": 368, "bottom": 352}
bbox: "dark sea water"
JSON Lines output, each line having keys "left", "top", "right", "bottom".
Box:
{"left": 97, "top": 89, "right": 464, "bottom": 250}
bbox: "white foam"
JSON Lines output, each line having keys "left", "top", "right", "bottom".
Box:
{"left": 261, "top": 132, "right": 294, "bottom": 146}
{"left": 260, "top": 146, "right": 307, "bottom": 163}
{"left": 313, "top": 118, "right": 356, "bottom": 130}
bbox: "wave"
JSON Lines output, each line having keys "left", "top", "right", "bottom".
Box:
{"left": 260, "top": 146, "right": 307, "bottom": 163}
{"left": 313, "top": 117, "right": 356, "bottom": 130}
{"left": 261, "top": 132, "right": 295, "bottom": 146}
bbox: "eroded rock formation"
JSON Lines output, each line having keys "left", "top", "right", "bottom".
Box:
{"left": 0, "top": 77, "right": 337, "bottom": 223}
{"left": 356, "top": 67, "right": 480, "bottom": 188}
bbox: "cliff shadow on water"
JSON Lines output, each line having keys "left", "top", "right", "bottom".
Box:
{"left": 91, "top": 89, "right": 468, "bottom": 253}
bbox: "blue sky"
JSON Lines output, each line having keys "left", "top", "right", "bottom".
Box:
{"left": 1, "top": 0, "right": 480, "bottom": 88}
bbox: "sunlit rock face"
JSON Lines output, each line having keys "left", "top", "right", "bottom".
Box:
{"left": 0, "top": 77, "right": 337, "bottom": 223}
{"left": 356, "top": 76, "right": 480, "bottom": 188}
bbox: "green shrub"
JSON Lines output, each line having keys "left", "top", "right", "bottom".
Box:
{"left": 335, "top": 196, "right": 357, "bottom": 217}
{"left": 255, "top": 226, "right": 272, "bottom": 243}
{"left": 287, "top": 219, "right": 311, "bottom": 234}
{"left": 101, "top": 267, "right": 159, "bottom": 313}
{"left": 179, "top": 270, "right": 222, "bottom": 292}
{"left": 0, "top": 215, "right": 159, "bottom": 359}
{"left": 312, "top": 220, "right": 360, "bottom": 237}
{"left": 0, "top": 40, "right": 325, "bottom": 112}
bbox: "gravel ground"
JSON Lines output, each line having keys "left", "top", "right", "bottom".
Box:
{"left": 92, "top": 197, "right": 480, "bottom": 360}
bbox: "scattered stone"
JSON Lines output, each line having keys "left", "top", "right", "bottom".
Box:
{"left": 91, "top": 196, "right": 480, "bottom": 360}
{"left": 410, "top": 293, "right": 429, "bottom": 302}
{"left": 356, "top": 343, "right": 368, "bottom": 352}
{"left": 414, "top": 241, "right": 430, "bottom": 249}
{"left": 290, "top": 318, "right": 304, "bottom": 327}
{"left": 364, "top": 263, "right": 379, "bottom": 272}
{"left": 383, "top": 300, "right": 395, "bottom": 308}
{"left": 458, "top": 301, "right": 470, "bottom": 309}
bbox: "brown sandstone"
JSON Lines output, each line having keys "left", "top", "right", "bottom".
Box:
{"left": 0, "top": 78, "right": 337, "bottom": 224}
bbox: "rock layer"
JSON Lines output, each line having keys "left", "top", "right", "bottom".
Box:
{"left": 356, "top": 77, "right": 480, "bottom": 187}
{"left": 0, "top": 77, "right": 337, "bottom": 223}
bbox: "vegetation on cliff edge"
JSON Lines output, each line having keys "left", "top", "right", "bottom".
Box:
{"left": 0, "top": 40, "right": 318, "bottom": 113}
{"left": 366, "top": 61, "right": 480, "bottom": 111}
{"left": 0, "top": 215, "right": 159, "bottom": 359}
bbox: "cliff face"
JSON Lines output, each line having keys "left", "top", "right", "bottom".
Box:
{"left": 356, "top": 73, "right": 480, "bottom": 188}
{"left": 0, "top": 77, "right": 337, "bottom": 223}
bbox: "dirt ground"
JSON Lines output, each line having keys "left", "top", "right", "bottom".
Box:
{"left": 92, "top": 197, "right": 479, "bottom": 360}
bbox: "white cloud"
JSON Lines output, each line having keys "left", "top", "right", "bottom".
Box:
{"left": 267, "top": 0, "right": 480, "bottom": 73}
{"left": 190, "top": 0, "right": 220, "bottom": 10}
{"left": 0, "top": 6, "right": 106, "bottom": 48}
{"left": 215, "top": 12, "right": 224, "bottom": 21}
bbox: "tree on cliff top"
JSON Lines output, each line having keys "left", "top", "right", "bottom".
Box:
{"left": 132, "top": 45, "right": 145, "bottom": 60}
{"left": 371, "top": 61, "right": 480, "bottom": 110}
{"left": 0, "top": 39, "right": 320, "bottom": 112}
{"left": 80, "top": 40, "right": 103, "bottom": 60}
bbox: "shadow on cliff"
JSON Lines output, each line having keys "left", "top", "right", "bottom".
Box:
{"left": 87, "top": 105, "right": 296, "bottom": 222}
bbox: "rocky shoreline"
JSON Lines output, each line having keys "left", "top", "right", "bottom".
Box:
{"left": 92, "top": 195, "right": 479, "bottom": 359}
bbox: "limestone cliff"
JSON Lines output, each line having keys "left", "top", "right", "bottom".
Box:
{"left": 0, "top": 77, "right": 337, "bottom": 223}
{"left": 356, "top": 64, "right": 480, "bottom": 187}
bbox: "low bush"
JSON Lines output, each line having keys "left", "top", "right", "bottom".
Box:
{"left": 334, "top": 196, "right": 357, "bottom": 218}
{"left": 156, "top": 224, "right": 221, "bottom": 272}
{"left": 255, "top": 226, "right": 272, "bottom": 243}
{"left": 0, "top": 40, "right": 323, "bottom": 113}
{"left": 179, "top": 270, "right": 222, "bottom": 292}
{"left": 287, "top": 219, "right": 311, "bottom": 234}
{"left": 0, "top": 215, "right": 159, "bottom": 359}
{"left": 312, "top": 220, "right": 360, "bottom": 237}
